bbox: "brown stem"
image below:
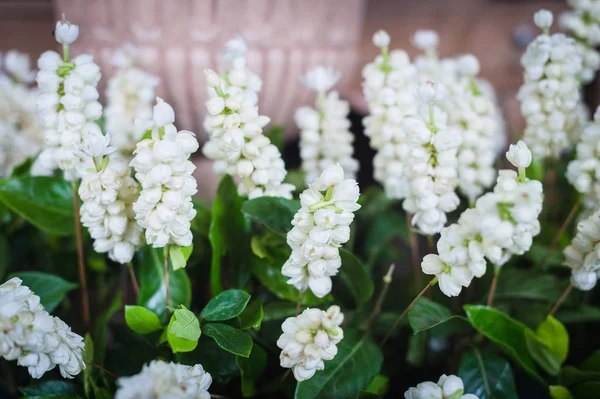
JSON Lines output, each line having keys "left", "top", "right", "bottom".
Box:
{"left": 127, "top": 262, "right": 140, "bottom": 296}
{"left": 380, "top": 279, "right": 435, "bottom": 347}
{"left": 550, "top": 283, "right": 573, "bottom": 317}
{"left": 538, "top": 202, "right": 580, "bottom": 268}
{"left": 89, "top": 362, "right": 119, "bottom": 379}
{"left": 486, "top": 266, "right": 501, "bottom": 307}
{"left": 72, "top": 183, "right": 90, "bottom": 330}
{"left": 295, "top": 291, "right": 305, "bottom": 316}
{"left": 164, "top": 246, "right": 170, "bottom": 309}
{"left": 406, "top": 213, "right": 422, "bottom": 288}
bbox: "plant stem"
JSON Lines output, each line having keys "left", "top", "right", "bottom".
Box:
{"left": 365, "top": 264, "right": 395, "bottom": 332}
{"left": 550, "top": 283, "right": 573, "bottom": 317}
{"left": 127, "top": 262, "right": 140, "bottom": 296}
{"left": 380, "top": 278, "right": 436, "bottom": 347}
{"left": 406, "top": 213, "right": 421, "bottom": 288}
{"left": 164, "top": 246, "right": 170, "bottom": 310}
{"left": 486, "top": 266, "right": 501, "bottom": 307}
{"left": 72, "top": 182, "right": 90, "bottom": 330}
{"left": 295, "top": 291, "right": 305, "bottom": 316}
{"left": 538, "top": 202, "right": 580, "bottom": 268}
{"left": 89, "top": 362, "right": 119, "bottom": 379}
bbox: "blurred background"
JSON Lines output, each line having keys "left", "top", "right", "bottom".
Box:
{"left": 0, "top": 0, "right": 586, "bottom": 195}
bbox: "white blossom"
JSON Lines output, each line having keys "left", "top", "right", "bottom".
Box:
{"left": 299, "top": 65, "right": 340, "bottom": 93}
{"left": 560, "top": 1, "right": 600, "bottom": 83}
{"left": 564, "top": 210, "right": 600, "bottom": 291}
{"left": 412, "top": 30, "right": 439, "bottom": 54}
{"left": 282, "top": 164, "right": 360, "bottom": 297}
{"left": 277, "top": 306, "right": 344, "bottom": 382}
{"left": 54, "top": 20, "right": 79, "bottom": 45}
{"left": 3, "top": 50, "right": 35, "bottom": 83}
{"left": 115, "top": 360, "right": 212, "bottom": 399}
{"left": 372, "top": 30, "right": 390, "bottom": 48}
{"left": 506, "top": 140, "right": 532, "bottom": 169}
{"left": 0, "top": 278, "right": 85, "bottom": 379}
{"left": 534, "top": 9, "right": 554, "bottom": 31}
{"left": 130, "top": 98, "right": 199, "bottom": 248}
{"left": 405, "top": 374, "right": 479, "bottom": 399}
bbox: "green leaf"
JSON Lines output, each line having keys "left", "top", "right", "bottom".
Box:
{"left": 558, "top": 366, "right": 600, "bottom": 388}
{"left": 8, "top": 271, "right": 77, "bottom": 312}
{"left": 209, "top": 175, "right": 251, "bottom": 295}
{"left": 124, "top": 305, "right": 163, "bottom": 335}
{"left": 177, "top": 335, "right": 239, "bottom": 382}
{"left": 0, "top": 235, "right": 9, "bottom": 280}
{"left": 191, "top": 198, "right": 212, "bottom": 237}
{"left": 0, "top": 176, "right": 74, "bottom": 235}
{"left": 264, "top": 125, "right": 284, "bottom": 151}
{"left": 525, "top": 315, "right": 569, "bottom": 376}
{"left": 20, "top": 380, "right": 78, "bottom": 397}
{"left": 550, "top": 386, "right": 573, "bottom": 399}
{"left": 203, "top": 323, "right": 253, "bottom": 357}
{"left": 408, "top": 297, "right": 467, "bottom": 335}
{"left": 83, "top": 333, "right": 94, "bottom": 399}
{"left": 138, "top": 246, "right": 191, "bottom": 322}
{"left": 495, "top": 268, "right": 567, "bottom": 302}
{"left": 167, "top": 305, "right": 201, "bottom": 353}
{"left": 295, "top": 330, "right": 383, "bottom": 399}
{"left": 338, "top": 249, "right": 374, "bottom": 305}
{"left": 262, "top": 301, "right": 297, "bottom": 321}
{"left": 365, "top": 375, "right": 389, "bottom": 396}
{"left": 571, "top": 382, "right": 600, "bottom": 399}
{"left": 458, "top": 348, "right": 518, "bottom": 399}
{"left": 236, "top": 345, "right": 267, "bottom": 397}
{"left": 464, "top": 305, "right": 543, "bottom": 383}
{"left": 242, "top": 196, "right": 301, "bottom": 234}
{"left": 92, "top": 290, "right": 122, "bottom": 365}
{"left": 557, "top": 305, "right": 600, "bottom": 324}
{"left": 169, "top": 244, "right": 193, "bottom": 270}
{"left": 238, "top": 299, "right": 264, "bottom": 330}
{"left": 581, "top": 350, "right": 600, "bottom": 372}
{"left": 200, "top": 289, "right": 251, "bottom": 321}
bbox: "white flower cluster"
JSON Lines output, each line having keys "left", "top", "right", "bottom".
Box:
{"left": 560, "top": 1, "right": 600, "bottom": 84}
{"left": 35, "top": 19, "right": 102, "bottom": 180}
{"left": 105, "top": 44, "right": 159, "bottom": 155}
{"left": 564, "top": 210, "right": 600, "bottom": 291}
{"left": 402, "top": 81, "right": 461, "bottom": 235}
{"left": 130, "top": 98, "right": 199, "bottom": 248}
{"left": 78, "top": 128, "right": 143, "bottom": 264}
{"left": 362, "top": 31, "right": 419, "bottom": 199}
{"left": 518, "top": 10, "right": 585, "bottom": 160}
{"left": 282, "top": 164, "right": 360, "bottom": 298}
{"left": 203, "top": 38, "right": 294, "bottom": 199}
{"left": 405, "top": 374, "right": 478, "bottom": 399}
{"left": 567, "top": 106, "right": 600, "bottom": 209}
{"left": 296, "top": 66, "right": 358, "bottom": 185}
{"left": 0, "top": 51, "right": 45, "bottom": 176}
{"left": 115, "top": 360, "right": 212, "bottom": 399}
{"left": 0, "top": 278, "right": 85, "bottom": 379}
{"left": 422, "top": 141, "right": 543, "bottom": 297}
{"left": 277, "top": 306, "right": 344, "bottom": 382}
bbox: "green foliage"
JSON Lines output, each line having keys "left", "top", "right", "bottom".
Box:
{"left": 20, "top": 380, "right": 78, "bottom": 397}
{"left": 203, "top": 322, "right": 253, "bottom": 357}
{"left": 0, "top": 176, "right": 74, "bottom": 235}
{"left": 408, "top": 297, "right": 467, "bottom": 335}
{"left": 550, "top": 386, "right": 574, "bottom": 399}
{"left": 0, "top": 234, "right": 9, "bottom": 280}
{"left": 458, "top": 348, "right": 518, "bottom": 399}
{"left": 125, "top": 305, "right": 163, "bottom": 335}
{"left": 338, "top": 249, "right": 374, "bottom": 305}
{"left": 169, "top": 244, "right": 193, "bottom": 270}
{"left": 92, "top": 291, "right": 122, "bottom": 365}
{"left": 238, "top": 299, "right": 264, "bottom": 330}
{"left": 364, "top": 375, "right": 389, "bottom": 396}
{"left": 199, "top": 289, "right": 251, "bottom": 321}
{"left": 236, "top": 345, "right": 267, "bottom": 397}
{"left": 167, "top": 305, "right": 201, "bottom": 353}
{"left": 525, "top": 315, "right": 569, "bottom": 376}
{"left": 8, "top": 271, "right": 77, "bottom": 312}
{"left": 242, "top": 196, "right": 300, "bottom": 234}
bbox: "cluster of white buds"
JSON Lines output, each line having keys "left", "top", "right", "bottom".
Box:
{"left": 296, "top": 65, "right": 358, "bottom": 185}
{"left": 564, "top": 210, "right": 600, "bottom": 291}
{"left": 402, "top": 81, "right": 461, "bottom": 235}
{"left": 567, "top": 106, "right": 600, "bottom": 209}
{"left": 282, "top": 164, "right": 360, "bottom": 298}
{"left": 560, "top": 1, "right": 600, "bottom": 83}
{"left": 35, "top": 18, "right": 102, "bottom": 181}
{"left": 115, "top": 360, "right": 212, "bottom": 399}
{"left": 422, "top": 141, "right": 543, "bottom": 297}
{"left": 0, "top": 51, "right": 45, "bottom": 176}
{"left": 518, "top": 10, "right": 585, "bottom": 160}
{"left": 362, "top": 30, "right": 420, "bottom": 199}
{"left": 277, "top": 306, "right": 344, "bottom": 382}
{"left": 0, "top": 278, "right": 85, "bottom": 379}
{"left": 405, "top": 374, "right": 478, "bottom": 399}
{"left": 78, "top": 127, "right": 143, "bottom": 264}
{"left": 130, "top": 98, "right": 199, "bottom": 248}
{"left": 104, "top": 44, "right": 159, "bottom": 155}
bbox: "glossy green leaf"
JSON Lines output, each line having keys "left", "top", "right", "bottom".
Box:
{"left": 92, "top": 290, "right": 122, "bottom": 365}
{"left": 177, "top": 335, "right": 239, "bottom": 382}
{"left": 138, "top": 246, "right": 191, "bottom": 322}
{"left": 408, "top": 297, "right": 467, "bottom": 335}
{"left": 20, "top": 380, "right": 78, "bottom": 397}
{"left": 338, "top": 249, "right": 374, "bottom": 305}
{"left": 209, "top": 175, "right": 251, "bottom": 295}
{"left": 0, "top": 176, "right": 74, "bottom": 235}
{"left": 242, "top": 196, "right": 300, "bottom": 234}
{"left": 464, "top": 305, "right": 543, "bottom": 383}
{"left": 525, "top": 315, "right": 569, "bottom": 376}
{"left": 167, "top": 305, "right": 201, "bottom": 353}
{"left": 8, "top": 271, "right": 77, "bottom": 312}
{"left": 236, "top": 345, "right": 267, "bottom": 397}
{"left": 295, "top": 330, "right": 383, "bottom": 399}
{"left": 124, "top": 305, "right": 163, "bottom": 335}
{"left": 200, "top": 289, "right": 251, "bottom": 321}
{"left": 238, "top": 299, "right": 264, "bottom": 330}
{"left": 495, "top": 268, "right": 567, "bottom": 302}
{"left": 458, "top": 348, "right": 518, "bottom": 399}
{"left": 365, "top": 375, "right": 389, "bottom": 396}
{"left": 550, "top": 386, "right": 573, "bottom": 399}
{"left": 203, "top": 323, "right": 253, "bottom": 358}
{"left": 169, "top": 244, "right": 193, "bottom": 271}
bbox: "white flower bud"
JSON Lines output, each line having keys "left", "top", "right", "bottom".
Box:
{"left": 204, "top": 69, "right": 222, "bottom": 88}
{"left": 506, "top": 140, "right": 532, "bottom": 169}
{"left": 55, "top": 20, "right": 79, "bottom": 45}
{"left": 412, "top": 30, "right": 439, "bottom": 50}
{"left": 533, "top": 9, "right": 554, "bottom": 31}
{"left": 372, "top": 30, "right": 391, "bottom": 48}
{"left": 300, "top": 65, "right": 340, "bottom": 93}
{"left": 153, "top": 97, "right": 175, "bottom": 127}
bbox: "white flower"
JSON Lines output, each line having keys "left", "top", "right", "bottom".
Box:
{"left": 372, "top": 30, "right": 390, "bottom": 48}
{"left": 560, "top": 2, "right": 600, "bottom": 83}
{"left": 222, "top": 35, "right": 248, "bottom": 61}
{"left": 55, "top": 20, "right": 79, "bottom": 45}
{"left": 300, "top": 65, "right": 340, "bottom": 93}
{"left": 130, "top": 98, "right": 199, "bottom": 248}
{"left": 204, "top": 69, "right": 221, "bottom": 89}
{"left": 506, "top": 140, "right": 532, "bottom": 169}
{"left": 115, "top": 360, "right": 212, "bottom": 399}
{"left": 405, "top": 374, "right": 478, "bottom": 399}
{"left": 564, "top": 210, "right": 600, "bottom": 291}
{"left": 534, "top": 9, "right": 554, "bottom": 31}
{"left": 412, "top": 30, "right": 439, "bottom": 51}
{"left": 282, "top": 164, "right": 360, "bottom": 297}
{"left": 3, "top": 50, "right": 35, "bottom": 83}
{"left": 277, "top": 306, "right": 344, "bottom": 382}
{"left": 0, "top": 278, "right": 85, "bottom": 379}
